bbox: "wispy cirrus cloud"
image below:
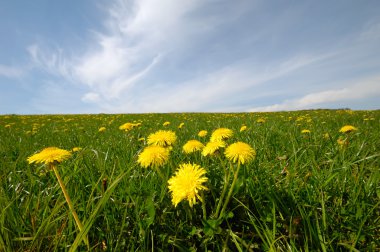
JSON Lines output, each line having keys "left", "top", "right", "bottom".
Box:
{"left": 22, "top": 0, "right": 380, "bottom": 113}
{"left": 0, "top": 64, "right": 24, "bottom": 79}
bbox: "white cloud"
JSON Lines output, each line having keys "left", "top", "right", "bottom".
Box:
{"left": 82, "top": 92, "right": 101, "bottom": 103}
{"left": 24, "top": 1, "right": 380, "bottom": 113}
{"left": 0, "top": 64, "right": 24, "bottom": 79}
{"left": 249, "top": 75, "right": 380, "bottom": 112}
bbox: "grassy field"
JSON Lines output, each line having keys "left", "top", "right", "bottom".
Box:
{"left": 0, "top": 110, "right": 379, "bottom": 251}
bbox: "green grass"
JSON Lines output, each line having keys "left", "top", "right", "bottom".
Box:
{"left": 0, "top": 110, "right": 379, "bottom": 251}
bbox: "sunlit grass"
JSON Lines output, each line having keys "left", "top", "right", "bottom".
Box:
{"left": 0, "top": 110, "right": 379, "bottom": 250}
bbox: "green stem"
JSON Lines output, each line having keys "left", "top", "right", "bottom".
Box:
{"left": 201, "top": 191, "right": 207, "bottom": 220}
{"left": 52, "top": 165, "right": 89, "bottom": 247}
{"left": 214, "top": 163, "right": 232, "bottom": 218}
{"left": 219, "top": 163, "right": 241, "bottom": 219}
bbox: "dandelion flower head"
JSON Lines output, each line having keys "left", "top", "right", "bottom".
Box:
{"left": 72, "top": 147, "right": 82, "bottom": 152}
{"left": 137, "top": 146, "right": 169, "bottom": 168}
{"left": 183, "top": 140, "right": 205, "bottom": 154}
{"left": 98, "top": 127, "right": 106, "bottom": 132}
{"left": 168, "top": 163, "right": 208, "bottom": 207}
{"left": 119, "top": 123, "right": 135, "bottom": 131}
{"left": 257, "top": 118, "right": 266, "bottom": 123}
{"left": 198, "top": 130, "right": 208, "bottom": 137}
{"left": 202, "top": 141, "right": 226, "bottom": 156}
{"left": 225, "top": 142, "right": 256, "bottom": 165}
{"left": 301, "top": 129, "right": 311, "bottom": 134}
{"left": 163, "top": 121, "right": 170, "bottom": 126}
{"left": 147, "top": 130, "right": 177, "bottom": 147}
{"left": 240, "top": 125, "right": 247, "bottom": 132}
{"left": 210, "top": 128, "right": 233, "bottom": 142}
{"left": 27, "top": 147, "right": 72, "bottom": 165}
{"left": 339, "top": 125, "right": 357, "bottom": 133}
{"left": 178, "top": 122, "right": 185, "bottom": 129}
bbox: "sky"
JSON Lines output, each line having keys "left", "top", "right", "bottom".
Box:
{"left": 1, "top": 0, "right": 380, "bottom": 114}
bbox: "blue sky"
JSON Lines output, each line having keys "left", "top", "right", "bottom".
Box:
{"left": 1, "top": 0, "right": 380, "bottom": 114}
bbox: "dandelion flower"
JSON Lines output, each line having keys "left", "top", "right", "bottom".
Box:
{"left": 168, "top": 163, "right": 208, "bottom": 207}
{"left": 210, "top": 128, "right": 233, "bottom": 142}
{"left": 240, "top": 125, "right": 247, "bottom": 132}
{"left": 178, "top": 122, "right": 185, "bottom": 129}
{"left": 183, "top": 140, "right": 204, "bottom": 154}
{"left": 119, "top": 123, "right": 135, "bottom": 131}
{"left": 147, "top": 130, "right": 177, "bottom": 147}
{"left": 27, "top": 147, "right": 72, "bottom": 165}
{"left": 225, "top": 142, "right": 256, "bottom": 165}
{"left": 98, "top": 127, "right": 106, "bottom": 132}
{"left": 301, "top": 129, "right": 311, "bottom": 134}
{"left": 163, "top": 121, "right": 170, "bottom": 126}
{"left": 137, "top": 146, "right": 169, "bottom": 168}
{"left": 339, "top": 125, "right": 357, "bottom": 133}
{"left": 72, "top": 147, "right": 82, "bottom": 152}
{"left": 198, "top": 130, "right": 208, "bottom": 137}
{"left": 257, "top": 118, "right": 266, "bottom": 123}
{"left": 202, "top": 141, "right": 226, "bottom": 156}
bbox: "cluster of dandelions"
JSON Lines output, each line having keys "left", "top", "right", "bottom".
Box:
{"left": 136, "top": 127, "right": 256, "bottom": 213}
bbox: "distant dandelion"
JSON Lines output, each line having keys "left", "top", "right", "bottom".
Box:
{"left": 257, "top": 118, "right": 266, "bottom": 123}
{"left": 147, "top": 130, "right": 177, "bottom": 147}
{"left": 178, "top": 122, "right": 185, "bottom": 129}
{"left": 183, "top": 140, "right": 205, "bottom": 154}
{"left": 240, "top": 125, "right": 247, "bottom": 132}
{"left": 301, "top": 129, "right": 311, "bottom": 134}
{"left": 119, "top": 123, "right": 135, "bottom": 131}
{"left": 72, "top": 147, "right": 82, "bottom": 152}
{"left": 210, "top": 128, "right": 233, "bottom": 142}
{"left": 198, "top": 130, "right": 208, "bottom": 137}
{"left": 163, "top": 121, "right": 170, "bottom": 126}
{"left": 339, "top": 125, "right": 357, "bottom": 133}
{"left": 27, "top": 147, "right": 72, "bottom": 165}
{"left": 168, "top": 163, "right": 208, "bottom": 207}
{"left": 225, "top": 142, "right": 256, "bottom": 165}
{"left": 98, "top": 127, "right": 106, "bottom": 132}
{"left": 202, "top": 141, "right": 226, "bottom": 156}
{"left": 137, "top": 146, "right": 169, "bottom": 168}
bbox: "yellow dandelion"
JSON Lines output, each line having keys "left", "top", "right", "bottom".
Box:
{"left": 163, "top": 121, "right": 170, "bottom": 126}
{"left": 210, "top": 128, "right": 233, "bottom": 142}
{"left": 119, "top": 123, "right": 135, "bottom": 131}
{"left": 339, "top": 125, "right": 357, "bottom": 133}
{"left": 98, "top": 126, "right": 106, "bottom": 132}
{"left": 178, "top": 122, "right": 185, "bottom": 129}
{"left": 225, "top": 142, "right": 256, "bottom": 165}
{"left": 27, "top": 147, "right": 72, "bottom": 165}
{"left": 147, "top": 130, "right": 177, "bottom": 147}
{"left": 137, "top": 146, "right": 169, "bottom": 168}
{"left": 183, "top": 140, "right": 205, "bottom": 154}
{"left": 301, "top": 129, "right": 311, "bottom": 134}
{"left": 257, "top": 118, "right": 266, "bottom": 123}
{"left": 323, "top": 133, "right": 330, "bottom": 139}
{"left": 202, "top": 141, "right": 226, "bottom": 156}
{"left": 5, "top": 124, "right": 11, "bottom": 128}
{"left": 198, "top": 130, "right": 208, "bottom": 137}
{"left": 240, "top": 125, "right": 247, "bottom": 132}
{"left": 168, "top": 163, "right": 208, "bottom": 207}
{"left": 138, "top": 137, "right": 145, "bottom": 142}
{"left": 72, "top": 147, "right": 82, "bottom": 152}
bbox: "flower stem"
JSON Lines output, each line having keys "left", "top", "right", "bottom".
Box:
{"left": 52, "top": 165, "right": 89, "bottom": 247}
{"left": 218, "top": 163, "right": 241, "bottom": 219}
{"left": 214, "top": 163, "right": 231, "bottom": 218}
{"left": 201, "top": 191, "right": 207, "bottom": 220}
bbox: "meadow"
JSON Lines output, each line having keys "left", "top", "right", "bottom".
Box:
{"left": 0, "top": 110, "right": 379, "bottom": 251}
